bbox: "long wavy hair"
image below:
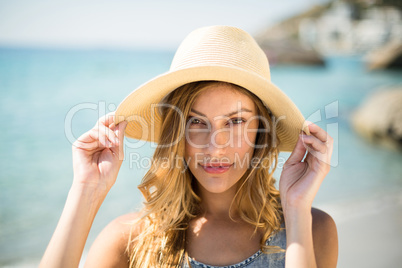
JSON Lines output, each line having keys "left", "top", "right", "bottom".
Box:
{"left": 127, "top": 81, "right": 283, "bottom": 268}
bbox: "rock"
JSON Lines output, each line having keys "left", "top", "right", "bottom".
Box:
{"left": 351, "top": 87, "right": 402, "bottom": 150}
{"left": 259, "top": 39, "right": 325, "bottom": 65}
{"left": 255, "top": 4, "right": 328, "bottom": 65}
{"left": 365, "top": 41, "right": 402, "bottom": 70}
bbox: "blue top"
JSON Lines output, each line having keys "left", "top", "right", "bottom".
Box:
{"left": 181, "top": 227, "right": 286, "bottom": 268}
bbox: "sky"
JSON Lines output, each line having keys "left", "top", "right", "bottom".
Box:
{"left": 0, "top": 0, "right": 330, "bottom": 50}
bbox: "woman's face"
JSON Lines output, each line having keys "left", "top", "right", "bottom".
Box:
{"left": 184, "top": 84, "right": 259, "bottom": 194}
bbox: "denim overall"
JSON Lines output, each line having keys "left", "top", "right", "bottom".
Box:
{"left": 181, "top": 227, "right": 286, "bottom": 268}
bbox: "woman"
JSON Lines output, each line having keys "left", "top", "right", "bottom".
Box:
{"left": 40, "top": 26, "right": 338, "bottom": 268}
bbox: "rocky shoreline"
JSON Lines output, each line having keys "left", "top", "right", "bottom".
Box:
{"left": 255, "top": 0, "right": 402, "bottom": 69}
{"left": 351, "top": 87, "right": 402, "bottom": 151}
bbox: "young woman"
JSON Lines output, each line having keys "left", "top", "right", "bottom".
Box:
{"left": 40, "top": 26, "right": 338, "bottom": 268}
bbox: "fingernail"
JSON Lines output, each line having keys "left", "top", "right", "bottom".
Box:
{"left": 115, "top": 137, "right": 120, "bottom": 145}
{"left": 302, "top": 121, "right": 312, "bottom": 136}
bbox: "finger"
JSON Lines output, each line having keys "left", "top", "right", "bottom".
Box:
{"left": 109, "top": 120, "right": 127, "bottom": 148}
{"left": 95, "top": 122, "right": 119, "bottom": 146}
{"left": 115, "top": 120, "right": 127, "bottom": 140}
{"left": 73, "top": 139, "right": 102, "bottom": 151}
{"left": 98, "top": 112, "right": 116, "bottom": 128}
{"left": 109, "top": 120, "right": 127, "bottom": 146}
{"left": 304, "top": 150, "right": 331, "bottom": 175}
{"left": 75, "top": 129, "right": 114, "bottom": 149}
{"left": 112, "top": 121, "right": 127, "bottom": 160}
{"left": 99, "top": 113, "right": 120, "bottom": 146}
{"left": 304, "top": 121, "right": 329, "bottom": 143}
{"left": 75, "top": 127, "right": 107, "bottom": 147}
{"left": 88, "top": 128, "right": 112, "bottom": 148}
{"left": 304, "top": 138, "right": 333, "bottom": 169}
{"left": 286, "top": 134, "right": 307, "bottom": 165}
{"left": 109, "top": 122, "right": 116, "bottom": 131}
{"left": 301, "top": 134, "right": 327, "bottom": 154}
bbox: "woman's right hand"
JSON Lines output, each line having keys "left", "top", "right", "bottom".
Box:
{"left": 40, "top": 113, "right": 127, "bottom": 268}
{"left": 72, "top": 112, "right": 127, "bottom": 196}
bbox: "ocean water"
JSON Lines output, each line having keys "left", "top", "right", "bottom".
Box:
{"left": 0, "top": 48, "right": 401, "bottom": 266}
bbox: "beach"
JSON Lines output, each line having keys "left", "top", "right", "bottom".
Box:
{"left": 1, "top": 48, "right": 402, "bottom": 267}
{"left": 321, "top": 190, "right": 402, "bottom": 267}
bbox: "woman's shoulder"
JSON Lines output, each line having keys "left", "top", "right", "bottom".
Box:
{"left": 105, "top": 212, "right": 143, "bottom": 241}
{"left": 311, "top": 207, "right": 338, "bottom": 267}
{"left": 311, "top": 207, "right": 337, "bottom": 236}
{"left": 109, "top": 212, "right": 142, "bottom": 232}
{"left": 84, "top": 212, "right": 142, "bottom": 268}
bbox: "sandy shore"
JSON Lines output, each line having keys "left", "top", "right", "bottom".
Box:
{"left": 319, "top": 190, "right": 402, "bottom": 268}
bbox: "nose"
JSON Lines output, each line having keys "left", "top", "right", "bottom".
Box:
{"left": 206, "top": 127, "right": 230, "bottom": 156}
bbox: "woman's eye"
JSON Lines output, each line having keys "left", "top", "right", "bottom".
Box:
{"left": 188, "top": 117, "right": 203, "bottom": 125}
{"left": 229, "top": 118, "right": 245, "bottom": 125}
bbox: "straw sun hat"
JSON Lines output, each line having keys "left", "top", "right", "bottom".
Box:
{"left": 115, "top": 25, "right": 310, "bottom": 152}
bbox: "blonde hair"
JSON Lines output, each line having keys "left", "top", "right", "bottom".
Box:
{"left": 127, "top": 81, "right": 283, "bottom": 268}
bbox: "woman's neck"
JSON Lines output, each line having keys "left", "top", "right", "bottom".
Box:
{"left": 197, "top": 184, "right": 240, "bottom": 220}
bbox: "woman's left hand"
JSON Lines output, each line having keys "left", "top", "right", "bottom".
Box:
{"left": 279, "top": 121, "right": 334, "bottom": 214}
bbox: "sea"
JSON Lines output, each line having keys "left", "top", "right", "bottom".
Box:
{"left": 1, "top": 47, "right": 402, "bottom": 266}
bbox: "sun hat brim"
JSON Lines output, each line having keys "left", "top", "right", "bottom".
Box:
{"left": 115, "top": 64, "right": 310, "bottom": 152}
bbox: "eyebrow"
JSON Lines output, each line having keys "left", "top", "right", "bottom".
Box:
{"left": 190, "top": 108, "right": 253, "bottom": 117}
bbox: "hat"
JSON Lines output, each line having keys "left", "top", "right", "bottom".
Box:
{"left": 115, "top": 25, "right": 310, "bottom": 152}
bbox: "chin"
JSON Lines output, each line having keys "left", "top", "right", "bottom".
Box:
{"left": 203, "top": 185, "right": 232, "bottom": 194}
{"left": 194, "top": 174, "right": 237, "bottom": 194}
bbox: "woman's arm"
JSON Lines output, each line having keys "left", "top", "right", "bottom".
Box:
{"left": 83, "top": 213, "right": 140, "bottom": 268}
{"left": 284, "top": 207, "right": 338, "bottom": 268}
{"left": 311, "top": 208, "right": 338, "bottom": 267}
{"left": 39, "top": 185, "right": 107, "bottom": 267}
{"left": 39, "top": 113, "right": 127, "bottom": 268}
{"left": 280, "top": 122, "right": 338, "bottom": 268}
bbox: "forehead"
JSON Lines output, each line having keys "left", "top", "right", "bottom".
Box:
{"left": 191, "top": 84, "right": 256, "bottom": 116}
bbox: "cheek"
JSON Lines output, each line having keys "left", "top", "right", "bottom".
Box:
{"left": 246, "top": 129, "right": 258, "bottom": 148}
{"left": 184, "top": 145, "right": 194, "bottom": 173}
{"left": 184, "top": 141, "right": 200, "bottom": 168}
{"left": 186, "top": 132, "right": 209, "bottom": 147}
{"left": 236, "top": 141, "right": 255, "bottom": 162}
{"left": 238, "top": 122, "right": 258, "bottom": 150}
{"left": 232, "top": 125, "right": 258, "bottom": 166}
{"left": 184, "top": 142, "right": 193, "bottom": 160}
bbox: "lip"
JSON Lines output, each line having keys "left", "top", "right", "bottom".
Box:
{"left": 199, "top": 163, "right": 233, "bottom": 174}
